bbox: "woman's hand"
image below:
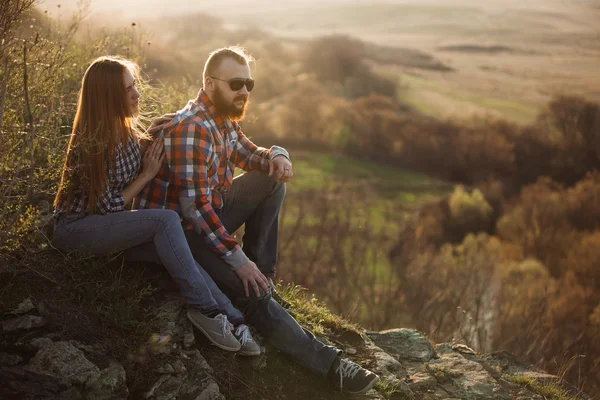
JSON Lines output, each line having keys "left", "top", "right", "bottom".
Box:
{"left": 147, "top": 113, "right": 176, "bottom": 138}
{"left": 140, "top": 113, "right": 176, "bottom": 155}
{"left": 141, "top": 137, "right": 165, "bottom": 180}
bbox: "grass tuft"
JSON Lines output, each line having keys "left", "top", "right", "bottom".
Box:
{"left": 505, "top": 374, "right": 581, "bottom": 400}
{"left": 276, "top": 282, "right": 363, "bottom": 338}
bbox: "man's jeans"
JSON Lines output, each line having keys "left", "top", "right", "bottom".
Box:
{"left": 192, "top": 171, "right": 339, "bottom": 376}
{"left": 52, "top": 209, "right": 244, "bottom": 325}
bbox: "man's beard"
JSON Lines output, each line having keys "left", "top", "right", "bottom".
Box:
{"left": 213, "top": 86, "right": 248, "bottom": 122}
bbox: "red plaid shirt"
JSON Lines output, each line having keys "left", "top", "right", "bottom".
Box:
{"left": 134, "top": 90, "right": 288, "bottom": 269}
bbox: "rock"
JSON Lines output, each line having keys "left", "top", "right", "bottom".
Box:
{"left": 25, "top": 341, "right": 100, "bottom": 387}
{"left": 1, "top": 315, "right": 46, "bottom": 332}
{"left": 56, "top": 387, "right": 84, "bottom": 400}
{"left": 156, "top": 363, "right": 176, "bottom": 374}
{"left": 369, "top": 328, "right": 437, "bottom": 362}
{"left": 11, "top": 298, "right": 36, "bottom": 314}
{"left": 182, "top": 349, "right": 213, "bottom": 373}
{"left": 154, "top": 299, "right": 186, "bottom": 339}
{"left": 145, "top": 348, "right": 222, "bottom": 400}
{"left": 346, "top": 347, "right": 357, "bottom": 355}
{"left": 70, "top": 340, "right": 96, "bottom": 354}
{"left": 0, "top": 352, "right": 23, "bottom": 366}
{"left": 85, "top": 363, "right": 129, "bottom": 400}
{"left": 427, "top": 352, "right": 511, "bottom": 399}
{"left": 171, "top": 359, "right": 187, "bottom": 375}
{"left": 365, "top": 340, "right": 407, "bottom": 379}
{"left": 183, "top": 331, "right": 195, "bottom": 349}
{"left": 407, "top": 371, "right": 439, "bottom": 391}
{"left": 146, "top": 375, "right": 183, "bottom": 400}
{"left": 31, "top": 337, "right": 54, "bottom": 349}
{"left": 452, "top": 343, "right": 476, "bottom": 355}
{"left": 197, "top": 381, "right": 227, "bottom": 400}
{"left": 0, "top": 365, "right": 71, "bottom": 398}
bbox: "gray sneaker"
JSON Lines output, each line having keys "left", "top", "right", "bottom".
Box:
{"left": 187, "top": 311, "right": 241, "bottom": 352}
{"left": 329, "top": 357, "right": 380, "bottom": 395}
{"left": 233, "top": 324, "right": 261, "bottom": 356}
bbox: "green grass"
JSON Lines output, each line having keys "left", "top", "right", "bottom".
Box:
{"left": 276, "top": 282, "right": 363, "bottom": 338}
{"left": 505, "top": 374, "right": 581, "bottom": 400}
{"left": 288, "top": 151, "right": 445, "bottom": 194}
{"left": 397, "top": 73, "right": 538, "bottom": 124}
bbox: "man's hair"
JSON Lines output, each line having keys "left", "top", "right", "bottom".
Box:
{"left": 203, "top": 46, "right": 255, "bottom": 84}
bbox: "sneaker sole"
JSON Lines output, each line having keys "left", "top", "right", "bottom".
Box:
{"left": 237, "top": 348, "right": 261, "bottom": 356}
{"left": 345, "top": 375, "right": 380, "bottom": 396}
{"left": 187, "top": 313, "right": 241, "bottom": 352}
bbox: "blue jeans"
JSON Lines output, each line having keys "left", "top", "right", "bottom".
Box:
{"left": 52, "top": 209, "right": 244, "bottom": 325}
{"left": 134, "top": 171, "right": 339, "bottom": 375}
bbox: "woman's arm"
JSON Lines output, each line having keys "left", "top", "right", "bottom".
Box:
{"left": 120, "top": 137, "right": 165, "bottom": 205}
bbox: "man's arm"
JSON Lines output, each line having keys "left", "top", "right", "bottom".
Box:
{"left": 165, "top": 122, "right": 249, "bottom": 270}
{"left": 231, "top": 122, "right": 290, "bottom": 172}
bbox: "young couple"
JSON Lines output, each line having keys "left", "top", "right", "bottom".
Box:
{"left": 52, "top": 47, "right": 379, "bottom": 395}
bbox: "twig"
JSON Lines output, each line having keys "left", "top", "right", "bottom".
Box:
{"left": 0, "top": 55, "right": 11, "bottom": 143}
{"left": 24, "top": 264, "right": 60, "bottom": 285}
{"left": 23, "top": 39, "right": 36, "bottom": 202}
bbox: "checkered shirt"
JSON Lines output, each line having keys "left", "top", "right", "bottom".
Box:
{"left": 134, "top": 90, "right": 289, "bottom": 269}
{"left": 54, "top": 136, "right": 141, "bottom": 216}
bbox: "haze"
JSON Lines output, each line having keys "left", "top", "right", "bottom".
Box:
{"left": 38, "top": 0, "right": 600, "bottom": 123}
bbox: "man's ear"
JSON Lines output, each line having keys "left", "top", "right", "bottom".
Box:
{"left": 205, "top": 77, "right": 214, "bottom": 91}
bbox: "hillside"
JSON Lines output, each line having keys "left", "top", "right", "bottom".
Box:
{"left": 0, "top": 257, "right": 590, "bottom": 400}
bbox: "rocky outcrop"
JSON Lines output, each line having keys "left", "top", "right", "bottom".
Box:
{"left": 1, "top": 295, "right": 589, "bottom": 400}
{"left": 0, "top": 297, "right": 225, "bottom": 400}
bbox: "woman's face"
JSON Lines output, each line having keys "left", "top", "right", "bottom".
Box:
{"left": 123, "top": 68, "right": 140, "bottom": 116}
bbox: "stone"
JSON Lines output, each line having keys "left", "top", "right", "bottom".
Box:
{"left": 31, "top": 337, "right": 54, "bottom": 349}
{"left": 427, "top": 352, "right": 511, "bottom": 400}
{"left": 156, "top": 363, "right": 176, "bottom": 374}
{"left": 407, "top": 371, "right": 439, "bottom": 391}
{"left": 145, "top": 348, "right": 222, "bottom": 400}
{"left": 85, "top": 362, "right": 129, "bottom": 400}
{"left": 183, "top": 349, "right": 213, "bottom": 373}
{"left": 180, "top": 377, "right": 225, "bottom": 400}
{"left": 11, "top": 298, "right": 36, "bottom": 314}
{"left": 452, "top": 343, "right": 476, "bottom": 355}
{"left": 183, "top": 331, "right": 195, "bottom": 349}
{"left": 1, "top": 315, "right": 46, "bottom": 332}
{"left": 171, "top": 359, "right": 187, "bottom": 375}
{"left": 56, "top": 387, "right": 84, "bottom": 400}
{"left": 0, "top": 352, "right": 23, "bottom": 366}
{"left": 25, "top": 341, "right": 100, "bottom": 386}
{"left": 146, "top": 375, "right": 183, "bottom": 400}
{"left": 346, "top": 347, "right": 357, "bottom": 355}
{"left": 70, "top": 340, "right": 95, "bottom": 354}
{"left": 365, "top": 340, "right": 407, "bottom": 379}
{"left": 369, "top": 328, "right": 436, "bottom": 362}
{"left": 0, "top": 365, "right": 70, "bottom": 398}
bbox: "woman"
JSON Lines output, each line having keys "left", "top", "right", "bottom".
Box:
{"left": 52, "top": 56, "right": 259, "bottom": 356}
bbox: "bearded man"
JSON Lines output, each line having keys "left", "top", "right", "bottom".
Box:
{"left": 133, "top": 46, "right": 379, "bottom": 395}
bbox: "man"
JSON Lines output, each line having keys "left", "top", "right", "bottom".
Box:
{"left": 134, "top": 46, "right": 379, "bottom": 394}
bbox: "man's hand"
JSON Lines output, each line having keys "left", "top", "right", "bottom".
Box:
{"left": 269, "top": 155, "right": 293, "bottom": 183}
{"left": 235, "top": 260, "right": 270, "bottom": 297}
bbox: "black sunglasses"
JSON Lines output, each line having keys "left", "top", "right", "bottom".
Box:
{"left": 210, "top": 77, "right": 255, "bottom": 92}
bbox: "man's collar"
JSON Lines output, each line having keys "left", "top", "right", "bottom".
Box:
{"left": 196, "top": 89, "right": 227, "bottom": 128}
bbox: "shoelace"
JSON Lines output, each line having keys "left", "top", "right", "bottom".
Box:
{"left": 234, "top": 324, "right": 250, "bottom": 346}
{"left": 336, "top": 359, "right": 362, "bottom": 392}
{"left": 216, "top": 314, "right": 233, "bottom": 337}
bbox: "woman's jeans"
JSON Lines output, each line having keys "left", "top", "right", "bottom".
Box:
{"left": 52, "top": 209, "right": 244, "bottom": 325}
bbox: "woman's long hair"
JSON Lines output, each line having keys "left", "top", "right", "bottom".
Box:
{"left": 54, "top": 56, "right": 142, "bottom": 213}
